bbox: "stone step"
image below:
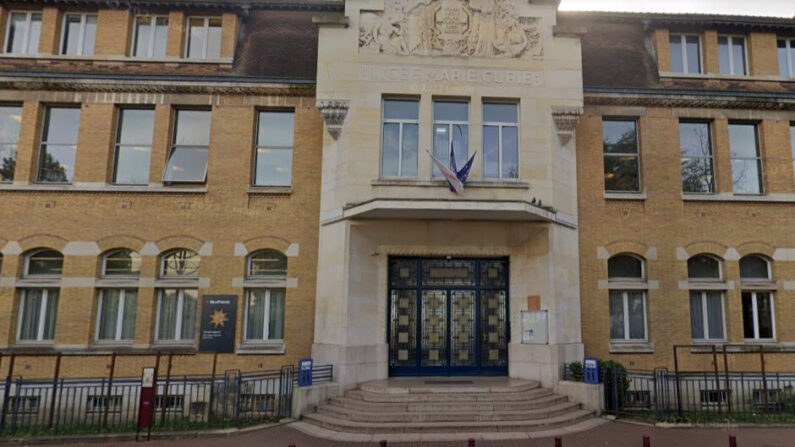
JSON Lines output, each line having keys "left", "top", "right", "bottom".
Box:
{"left": 302, "top": 409, "right": 595, "bottom": 434}
{"left": 328, "top": 392, "right": 567, "bottom": 413}
{"left": 317, "top": 401, "right": 581, "bottom": 423}
{"left": 359, "top": 379, "right": 540, "bottom": 395}
{"left": 344, "top": 386, "right": 552, "bottom": 403}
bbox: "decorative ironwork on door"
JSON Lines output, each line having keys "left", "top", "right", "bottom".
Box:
{"left": 388, "top": 257, "right": 509, "bottom": 376}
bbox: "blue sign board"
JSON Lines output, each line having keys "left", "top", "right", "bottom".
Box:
{"left": 298, "top": 358, "right": 313, "bottom": 387}
{"left": 584, "top": 357, "right": 599, "bottom": 384}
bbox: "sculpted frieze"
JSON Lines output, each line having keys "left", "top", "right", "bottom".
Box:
{"left": 359, "top": 0, "right": 542, "bottom": 59}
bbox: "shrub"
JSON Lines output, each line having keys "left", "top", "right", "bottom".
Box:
{"left": 567, "top": 361, "right": 584, "bottom": 380}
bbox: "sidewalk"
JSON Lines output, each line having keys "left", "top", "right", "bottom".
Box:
{"left": 20, "top": 420, "right": 795, "bottom": 447}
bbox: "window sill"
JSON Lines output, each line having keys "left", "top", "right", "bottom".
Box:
{"left": 236, "top": 341, "right": 285, "bottom": 355}
{"left": 151, "top": 341, "right": 197, "bottom": 352}
{"left": 247, "top": 186, "right": 293, "bottom": 195}
{"left": 679, "top": 280, "right": 733, "bottom": 291}
{"left": 11, "top": 342, "right": 55, "bottom": 350}
{"left": 371, "top": 179, "right": 531, "bottom": 189}
{"left": 0, "top": 53, "right": 234, "bottom": 65}
{"left": 682, "top": 193, "right": 795, "bottom": 203}
{"left": 93, "top": 340, "right": 135, "bottom": 347}
{"left": 740, "top": 280, "right": 777, "bottom": 291}
{"left": 604, "top": 192, "right": 646, "bottom": 201}
{"left": 658, "top": 71, "right": 786, "bottom": 82}
{"left": 15, "top": 278, "right": 61, "bottom": 288}
{"left": 0, "top": 183, "right": 208, "bottom": 194}
{"left": 95, "top": 278, "right": 140, "bottom": 288}
{"left": 609, "top": 341, "right": 654, "bottom": 354}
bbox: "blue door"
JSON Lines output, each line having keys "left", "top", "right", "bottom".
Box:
{"left": 388, "top": 257, "right": 509, "bottom": 376}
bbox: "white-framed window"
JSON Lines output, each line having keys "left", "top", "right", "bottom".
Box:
{"left": 185, "top": 17, "right": 221, "bottom": 59}
{"left": 38, "top": 106, "right": 80, "bottom": 183}
{"left": 0, "top": 105, "right": 23, "bottom": 182}
{"left": 608, "top": 254, "right": 647, "bottom": 341}
{"left": 156, "top": 289, "right": 197, "bottom": 341}
{"left": 742, "top": 291, "right": 775, "bottom": 340}
{"left": 680, "top": 121, "right": 715, "bottom": 194}
{"left": 687, "top": 254, "right": 722, "bottom": 280}
{"left": 4, "top": 11, "right": 41, "bottom": 54}
{"left": 432, "top": 100, "right": 469, "bottom": 178}
{"left": 603, "top": 119, "right": 640, "bottom": 192}
{"left": 102, "top": 249, "right": 141, "bottom": 277}
{"left": 17, "top": 288, "right": 59, "bottom": 342}
{"left": 247, "top": 250, "right": 287, "bottom": 279}
{"left": 483, "top": 102, "right": 518, "bottom": 179}
{"left": 381, "top": 99, "right": 419, "bottom": 178}
{"left": 740, "top": 255, "right": 771, "bottom": 281}
{"left": 718, "top": 35, "right": 747, "bottom": 76}
{"left": 669, "top": 33, "right": 702, "bottom": 74}
{"left": 777, "top": 38, "right": 794, "bottom": 79}
{"left": 113, "top": 108, "right": 155, "bottom": 185}
{"left": 163, "top": 109, "right": 211, "bottom": 183}
{"left": 132, "top": 15, "right": 168, "bottom": 58}
{"left": 96, "top": 289, "right": 137, "bottom": 342}
{"left": 24, "top": 249, "right": 64, "bottom": 278}
{"left": 689, "top": 291, "right": 725, "bottom": 341}
{"left": 729, "top": 123, "right": 763, "bottom": 195}
{"left": 254, "top": 110, "right": 294, "bottom": 187}
{"left": 60, "top": 13, "right": 97, "bottom": 56}
{"left": 790, "top": 124, "right": 795, "bottom": 185}
{"left": 244, "top": 289, "right": 285, "bottom": 342}
{"left": 160, "top": 248, "right": 200, "bottom": 278}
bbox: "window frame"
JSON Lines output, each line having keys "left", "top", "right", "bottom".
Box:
{"left": 739, "top": 255, "right": 772, "bottom": 282}
{"left": 431, "top": 99, "right": 470, "bottom": 178}
{"left": 482, "top": 101, "right": 519, "bottom": 179}
{"left": 23, "top": 249, "right": 64, "bottom": 278}
{"left": 779, "top": 38, "right": 795, "bottom": 78}
{"left": 679, "top": 120, "right": 716, "bottom": 194}
{"left": 101, "top": 248, "right": 141, "bottom": 278}
{"left": 728, "top": 122, "right": 764, "bottom": 195}
{"left": 154, "top": 288, "right": 197, "bottom": 342}
{"left": 17, "top": 288, "right": 58, "bottom": 342}
{"left": 59, "top": 13, "right": 97, "bottom": 56}
{"left": 0, "top": 103, "right": 23, "bottom": 183}
{"left": 609, "top": 290, "right": 648, "bottom": 342}
{"left": 4, "top": 11, "right": 42, "bottom": 55}
{"left": 602, "top": 118, "right": 641, "bottom": 193}
{"left": 95, "top": 288, "right": 137, "bottom": 342}
{"left": 380, "top": 98, "right": 420, "bottom": 178}
{"left": 112, "top": 107, "right": 155, "bottom": 186}
{"left": 718, "top": 35, "right": 748, "bottom": 76}
{"left": 669, "top": 33, "right": 703, "bottom": 74}
{"left": 159, "top": 248, "right": 200, "bottom": 278}
{"left": 243, "top": 288, "right": 285, "bottom": 342}
{"left": 130, "top": 15, "right": 168, "bottom": 58}
{"left": 246, "top": 250, "right": 287, "bottom": 279}
{"left": 689, "top": 290, "right": 726, "bottom": 342}
{"left": 252, "top": 109, "right": 295, "bottom": 187}
{"left": 163, "top": 108, "right": 211, "bottom": 184}
{"left": 37, "top": 105, "right": 81, "bottom": 184}
{"left": 687, "top": 254, "right": 723, "bottom": 282}
{"left": 742, "top": 291, "right": 776, "bottom": 341}
{"left": 607, "top": 254, "right": 646, "bottom": 282}
{"left": 184, "top": 16, "right": 222, "bottom": 59}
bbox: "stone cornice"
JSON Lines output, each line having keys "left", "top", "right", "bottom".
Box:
{"left": 9, "top": 0, "right": 344, "bottom": 13}
{"left": 584, "top": 88, "right": 795, "bottom": 111}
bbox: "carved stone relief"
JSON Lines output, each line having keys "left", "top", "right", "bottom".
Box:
{"left": 359, "top": 0, "right": 542, "bottom": 59}
{"left": 316, "top": 100, "right": 351, "bottom": 140}
{"left": 551, "top": 106, "right": 583, "bottom": 147}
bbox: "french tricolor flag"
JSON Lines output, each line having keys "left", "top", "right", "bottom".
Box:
{"left": 427, "top": 146, "right": 476, "bottom": 196}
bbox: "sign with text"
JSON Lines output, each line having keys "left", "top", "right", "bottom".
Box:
{"left": 198, "top": 295, "right": 237, "bottom": 353}
{"left": 136, "top": 367, "right": 156, "bottom": 441}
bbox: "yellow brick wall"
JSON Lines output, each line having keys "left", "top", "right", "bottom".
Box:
{"left": 702, "top": 30, "right": 720, "bottom": 74}
{"left": 95, "top": 9, "right": 132, "bottom": 56}
{"left": 38, "top": 7, "right": 61, "bottom": 54}
{"left": 166, "top": 11, "right": 186, "bottom": 58}
{"left": 747, "top": 32, "right": 780, "bottom": 76}
{"left": 220, "top": 13, "right": 240, "bottom": 59}
{"left": 0, "top": 91, "right": 323, "bottom": 379}
{"left": 652, "top": 29, "right": 671, "bottom": 72}
{"left": 577, "top": 107, "right": 795, "bottom": 372}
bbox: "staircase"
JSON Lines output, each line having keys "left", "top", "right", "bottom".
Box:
{"left": 301, "top": 378, "right": 594, "bottom": 434}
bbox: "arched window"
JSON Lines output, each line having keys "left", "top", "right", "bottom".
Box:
{"left": 247, "top": 250, "right": 287, "bottom": 278}
{"left": 102, "top": 249, "right": 141, "bottom": 276}
{"left": 687, "top": 255, "right": 721, "bottom": 280}
{"left": 24, "top": 249, "right": 64, "bottom": 276}
{"left": 739, "top": 255, "right": 770, "bottom": 280}
{"left": 160, "top": 249, "right": 200, "bottom": 277}
{"left": 608, "top": 254, "right": 644, "bottom": 280}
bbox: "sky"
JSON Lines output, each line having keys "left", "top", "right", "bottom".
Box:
{"left": 558, "top": 0, "right": 795, "bottom": 18}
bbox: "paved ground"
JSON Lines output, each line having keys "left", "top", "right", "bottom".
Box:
{"left": 38, "top": 420, "right": 795, "bottom": 447}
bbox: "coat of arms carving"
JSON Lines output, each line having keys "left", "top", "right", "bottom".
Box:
{"left": 359, "top": 0, "right": 542, "bottom": 59}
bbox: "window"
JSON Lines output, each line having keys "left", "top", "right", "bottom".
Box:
{"left": 18, "top": 288, "right": 59, "bottom": 342}
{"left": 602, "top": 120, "right": 640, "bottom": 192}
{"left": 669, "top": 34, "right": 701, "bottom": 74}
{"left": 742, "top": 292, "right": 775, "bottom": 340}
{"left": 777, "top": 39, "right": 794, "bottom": 78}
{"left": 680, "top": 122, "right": 715, "bottom": 193}
{"left": 160, "top": 249, "right": 200, "bottom": 277}
{"left": 432, "top": 101, "right": 468, "bottom": 178}
{"left": 9, "top": 396, "right": 39, "bottom": 415}
{"left": 25, "top": 249, "right": 63, "bottom": 277}
{"left": 718, "top": 36, "right": 747, "bottom": 76}
{"left": 244, "top": 289, "right": 285, "bottom": 342}
{"left": 4, "top": 11, "right": 41, "bottom": 54}
{"left": 700, "top": 390, "right": 730, "bottom": 407}
{"left": 38, "top": 107, "right": 80, "bottom": 183}
{"left": 729, "top": 123, "right": 763, "bottom": 194}
{"left": 86, "top": 395, "right": 123, "bottom": 414}
{"left": 740, "top": 255, "right": 771, "bottom": 281}
{"left": 483, "top": 102, "right": 518, "bottom": 179}
{"left": 254, "top": 111, "right": 294, "bottom": 186}
{"left": 96, "top": 250, "right": 139, "bottom": 342}
{"left": 608, "top": 254, "right": 646, "bottom": 341}
{"left": 156, "top": 289, "right": 197, "bottom": 341}
{"left": 154, "top": 395, "right": 184, "bottom": 412}
{"left": 132, "top": 16, "right": 168, "bottom": 58}
{"left": 608, "top": 254, "right": 644, "bottom": 280}
{"left": 690, "top": 291, "right": 725, "bottom": 341}
{"left": 164, "top": 110, "right": 211, "bottom": 183}
{"left": 102, "top": 249, "right": 141, "bottom": 276}
{"left": 247, "top": 250, "right": 287, "bottom": 278}
{"left": 60, "top": 13, "right": 97, "bottom": 56}
{"left": 687, "top": 255, "right": 721, "bottom": 280}
{"left": 0, "top": 105, "right": 22, "bottom": 182}
{"left": 791, "top": 124, "right": 795, "bottom": 182}
{"left": 381, "top": 99, "right": 419, "bottom": 178}
{"left": 113, "top": 108, "right": 154, "bottom": 185}
{"left": 240, "top": 393, "right": 275, "bottom": 412}
{"left": 186, "top": 17, "right": 221, "bottom": 59}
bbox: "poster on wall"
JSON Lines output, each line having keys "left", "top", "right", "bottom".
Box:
{"left": 198, "top": 295, "right": 237, "bottom": 353}
{"left": 521, "top": 310, "right": 548, "bottom": 345}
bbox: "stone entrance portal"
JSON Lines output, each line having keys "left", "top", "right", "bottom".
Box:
{"left": 387, "top": 257, "right": 509, "bottom": 376}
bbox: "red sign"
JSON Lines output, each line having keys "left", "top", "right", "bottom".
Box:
{"left": 136, "top": 367, "right": 157, "bottom": 441}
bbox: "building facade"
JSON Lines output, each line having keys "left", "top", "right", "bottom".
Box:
{"left": 0, "top": 0, "right": 792, "bottom": 385}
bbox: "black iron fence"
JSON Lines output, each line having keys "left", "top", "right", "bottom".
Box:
{"left": 0, "top": 363, "right": 333, "bottom": 436}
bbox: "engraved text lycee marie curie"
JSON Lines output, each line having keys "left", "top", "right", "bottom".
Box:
{"left": 357, "top": 64, "right": 544, "bottom": 86}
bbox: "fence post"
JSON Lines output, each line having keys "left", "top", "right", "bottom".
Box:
{"left": 160, "top": 353, "right": 173, "bottom": 425}
{"left": 729, "top": 435, "right": 737, "bottom": 447}
{"left": 47, "top": 353, "right": 62, "bottom": 429}
{"left": 643, "top": 435, "right": 650, "bottom": 447}
{"left": 468, "top": 438, "right": 475, "bottom": 447}
{"left": 555, "top": 436, "right": 562, "bottom": 447}
{"left": 234, "top": 372, "right": 242, "bottom": 426}
{"left": 103, "top": 353, "right": 117, "bottom": 428}
{"left": 0, "top": 354, "right": 16, "bottom": 430}
{"left": 759, "top": 345, "right": 768, "bottom": 415}
{"left": 722, "top": 344, "right": 732, "bottom": 414}
{"left": 673, "top": 346, "right": 682, "bottom": 419}
{"left": 712, "top": 345, "right": 722, "bottom": 414}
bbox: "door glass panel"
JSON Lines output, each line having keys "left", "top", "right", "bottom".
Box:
{"left": 422, "top": 259, "right": 475, "bottom": 287}
{"left": 421, "top": 290, "right": 447, "bottom": 367}
{"left": 450, "top": 290, "right": 476, "bottom": 367}
{"left": 481, "top": 290, "right": 507, "bottom": 367}
{"left": 389, "top": 289, "right": 417, "bottom": 367}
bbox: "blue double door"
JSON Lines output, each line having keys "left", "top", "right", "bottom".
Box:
{"left": 387, "top": 257, "right": 509, "bottom": 376}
